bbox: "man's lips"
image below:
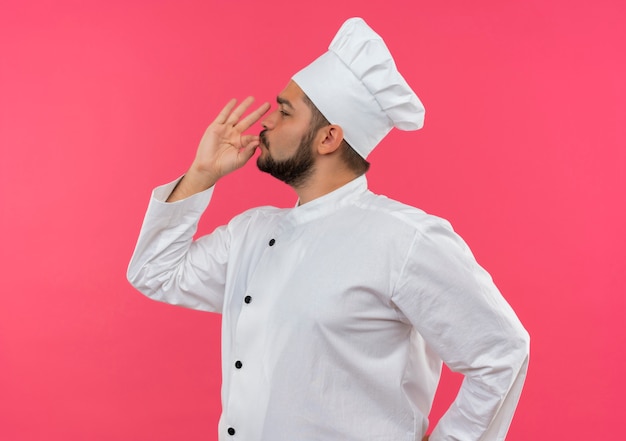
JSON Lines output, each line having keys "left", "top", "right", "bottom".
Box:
{"left": 259, "top": 131, "right": 269, "bottom": 150}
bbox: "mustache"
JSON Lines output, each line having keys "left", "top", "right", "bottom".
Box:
{"left": 259, "top": 130, "right": 269, "bottom": 147}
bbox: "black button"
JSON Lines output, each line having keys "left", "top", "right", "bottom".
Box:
{"left": 227, "top": 427, "right": 235, "bottom": 436}
{"left": 235, "top": 360, "right": 242, "bottom": 369}
{"left": 268, "top": 238, "right": 275, "bottom": 246}
{"left": 244, "top": 295, "right": 252, "bottom": 304}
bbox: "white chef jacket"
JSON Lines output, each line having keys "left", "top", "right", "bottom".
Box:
{"left": 128, "top": 175, "right": 529, "bottom": 441}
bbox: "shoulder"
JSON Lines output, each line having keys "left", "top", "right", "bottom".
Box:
{"left": 227, "top": 205, "right": 287, "bottom": 230}
{"left": 354, "top": 190, "right": 453, "bottom": 234}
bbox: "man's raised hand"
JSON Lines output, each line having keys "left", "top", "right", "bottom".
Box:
{"left": 167, "top": 97, "right": 270, "bottom": 202}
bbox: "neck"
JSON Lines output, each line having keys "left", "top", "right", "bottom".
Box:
{"left": 292, "top": 166, "right": 360, "bottom": 205}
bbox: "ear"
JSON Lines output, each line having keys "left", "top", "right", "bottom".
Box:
{"left": 317, "top": 124, "right": 344, "bottom": 155}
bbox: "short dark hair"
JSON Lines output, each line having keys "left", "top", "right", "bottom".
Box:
{"left": 301, "top": 93, "right": 370, "bottom": 176}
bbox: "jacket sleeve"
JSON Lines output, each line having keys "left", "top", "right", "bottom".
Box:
{"left": 392, "top": 219, "right": 530, "bottom": 441}
{"left": 126, "top": 179, "right": 229, "bottom": 312}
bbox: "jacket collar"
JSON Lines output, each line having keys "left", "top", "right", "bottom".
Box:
{"left": 284, "top": 175, "right": 368, "bottom": 226}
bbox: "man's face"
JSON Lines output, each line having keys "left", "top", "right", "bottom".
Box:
{"left": 257, "top": 81, "right": 318, "bottom": 187}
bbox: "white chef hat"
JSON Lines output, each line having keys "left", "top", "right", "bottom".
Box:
{"left": 292, "top": 17, "right": 425, "bottom": 159}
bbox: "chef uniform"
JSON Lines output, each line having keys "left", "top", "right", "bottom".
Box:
{"left": 128, "top": 17, "right": 529, "bottom": 441}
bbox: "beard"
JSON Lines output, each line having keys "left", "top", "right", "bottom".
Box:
{"left": 257, "top": 129, "right": 316, "bottom": 187}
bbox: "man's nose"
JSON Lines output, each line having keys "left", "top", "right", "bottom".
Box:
{"left": 261, "top": 109, "right": 277, "bottom": 129}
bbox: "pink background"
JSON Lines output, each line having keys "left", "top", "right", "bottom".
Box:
{"left": 1, "top": 0, "right": 624, "bottom": 439}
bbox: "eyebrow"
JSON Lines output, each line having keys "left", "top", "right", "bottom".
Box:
{"left": 276, "top": 96, "right": 295, "bottom": 110}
